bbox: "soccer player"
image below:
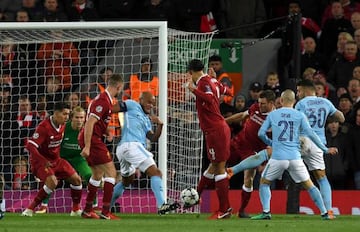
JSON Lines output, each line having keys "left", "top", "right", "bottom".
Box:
{"left": 227, "top": 81, "right": 345, "bottom": 217}
{"left": 252, "top": 90, "right": 338, "bottom": 220}
{"left": 36, "top": 106, "right": 98, "bottom": 215}
{"left": 295, "top": 79, "right": 345, "bottom": 218}
{"left": 186, "top": 59, "right": 232, "bottom": 219}
{"left": 225, "top": 90, "right": 276, "bottom": 218}
{"left": 78, "top": 74, "right": 124, "bottom": 220}
{"left": 22, "top": 102, "right": 83, "bottom": 217}
{"left": 110, "top": 91, "right": 179, "bottom": 214}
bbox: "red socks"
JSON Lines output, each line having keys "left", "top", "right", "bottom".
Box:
{"left": 215, "top": 176, "right": 230, "bottom": 213}
{"left": 239, "top": 190, "right": 252, "bottom": 212}
{"left": 101, "top": 181, "right": 114, "bottom": 214}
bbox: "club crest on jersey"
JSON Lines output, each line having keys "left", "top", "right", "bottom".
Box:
{"left": 32, "top": 132, "right": 39, "bottom": 139}
{"left": 96, "top": 105, "right": 103, "bottom": 113}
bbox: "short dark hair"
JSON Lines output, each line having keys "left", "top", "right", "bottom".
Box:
{"left": 54, "top": 102, "right": 70, "bottom": 112}
{"left": 297, "top": 79, "right": 316, "bottom": 92}
{"left": 188, "top": 59, "right": 204, "bottom": 72}
{"left": 209, "top": 55, "right": 222, "bottom": 63}
{"left": 259, "top": 90, "right": 276, "bottom": 102}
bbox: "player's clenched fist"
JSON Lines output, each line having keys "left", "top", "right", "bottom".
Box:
{"left": 326, "top": 147, "right": 338, "bottom": 156}
{"left": 81, "top": 147, "right": 90, "bottom": 158}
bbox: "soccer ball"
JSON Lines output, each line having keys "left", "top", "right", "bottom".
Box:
{"left": 180, "top": 188, "right": 199, "bottom": 206}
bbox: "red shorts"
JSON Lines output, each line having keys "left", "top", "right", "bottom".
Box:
{"left": 204, "top": 124, "right": 231, "bottom": 163}
{"left": 228, "top": 140, "right": 255, "bottom": 166}
{"left": 227, "top": 134, "right": 266, "bottom": 166}
{"left": 30, "top": 157, "right": 76, "bottom": 181}
{"left": 78, "top": 135, "right": 112, "bottom": 166}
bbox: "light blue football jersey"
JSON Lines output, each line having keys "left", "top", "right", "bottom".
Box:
{"left": 295, "top": 96, "right": 337, "bottom": 144}
{"left": 258, "top": 107, "right": 327, "bottom": 160}
{"left": 119, "top": 100, "right": 152, "bottom": 147}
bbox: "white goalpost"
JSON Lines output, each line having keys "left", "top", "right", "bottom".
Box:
{"left": 0, "top": 22, "right": 215, "bottom": 214}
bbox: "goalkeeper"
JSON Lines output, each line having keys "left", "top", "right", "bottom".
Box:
{"left": 36, "top": 106, "right": 97, "bottom": 215}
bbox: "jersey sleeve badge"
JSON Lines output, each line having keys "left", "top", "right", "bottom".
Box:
{"left": 96, "top": 105, "right": 103, "bottom": 113}
{"left": 32, "top": 132, "right": 39, "bottom": 139}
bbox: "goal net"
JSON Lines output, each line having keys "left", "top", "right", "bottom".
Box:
{"left": 0, "top": 22, "right": 214, "bottom": 214}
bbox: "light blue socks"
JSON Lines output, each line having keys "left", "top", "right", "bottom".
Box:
{"left": 110, "top": 181, "right": 125, "bottom": 207}
{"left": 151, "top": 176, "right": 165, "bottom": 208}
{"left": 317, "top": 176, "right": 332, "bottom": 211}
{"left": 308, "top": 185, "right": 327, "bottom": 214}
{"left": 259, "top": 183, "right": 271, "bottom": 213}
{"left": 232, "top": 149, "right": 269, "bottom": 175}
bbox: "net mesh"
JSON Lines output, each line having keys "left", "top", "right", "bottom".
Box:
{"left": 0, "top": 23, "right": 214, "bottom": 214}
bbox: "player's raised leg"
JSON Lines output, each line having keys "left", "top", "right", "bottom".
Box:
{"left": 228, "top": 148, "right": 271, "bottom": 178}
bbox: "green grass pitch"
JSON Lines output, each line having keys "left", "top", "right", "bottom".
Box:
{"left": 1, "top": 213, "right": 359, "bottom": 232}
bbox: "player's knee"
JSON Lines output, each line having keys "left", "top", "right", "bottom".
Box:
{"left": 46, "top": 176, "right": 58, "bottom": 189}
{"left": 312, "top": 170, "right": 326, "bottom": 180}
{"left": 152, "top": 168, "right": 162, "bottom": 177}
{"left": 243, "top": 178, "right": 253, "bottom": 187}
{"left": 72, "top": 175, "right": 82, "bottom": 186}
{"left": 301, "top": 179, "right": 313, "bottom": 190}
{"left": 145, "top": 165, "right": 162, "bottom": 177}
{"left": 260, "top": 178, "right": 271, "bottom": 185}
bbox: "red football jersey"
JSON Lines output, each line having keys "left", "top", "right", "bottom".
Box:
{"left": 192, "top": 74, "right": 227, "bottom": 132}
{"left": 232, "top": 103, "right": 269, "bottom": 151}
{"left": 27, "top": 117, "right": 65, "bottom": 161}
{"left": 85, "top": 90, "right": 113, "bottom": 139}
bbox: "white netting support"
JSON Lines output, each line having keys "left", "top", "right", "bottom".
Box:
{"left": 0, "top": 22, "right": 214, "bottom": 214}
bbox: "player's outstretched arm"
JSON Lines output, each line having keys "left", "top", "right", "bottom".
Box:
{"left": 225, "top": 111, "right": 248, "bottom": 124}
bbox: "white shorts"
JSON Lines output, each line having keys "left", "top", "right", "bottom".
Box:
{"left": 299, "top": 136, "right": 325, "bottom": 171}
{"left": 261, "top": 159, "right": 310, "bottom": 183}
{"left": 116, "top": 142, "right": 156, "bottom": 177}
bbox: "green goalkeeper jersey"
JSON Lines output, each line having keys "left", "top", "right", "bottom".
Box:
{"left": 60, "top": 121, "right": 81, "bottom": 160}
